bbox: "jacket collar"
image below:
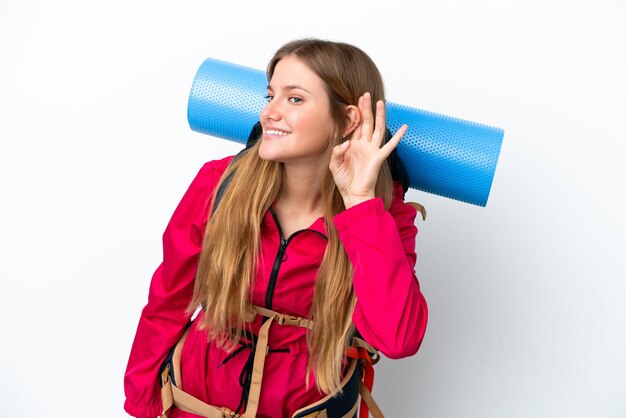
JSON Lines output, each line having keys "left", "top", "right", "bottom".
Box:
{"left": 263, "top": 207, "right": 328, "bottom": 240}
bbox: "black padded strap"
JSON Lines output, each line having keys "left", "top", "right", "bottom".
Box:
{"left": 212, "top": 123, "right": 261, "bottom": 215}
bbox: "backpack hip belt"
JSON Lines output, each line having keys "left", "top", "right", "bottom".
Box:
{"left": 159, "top": 305, "right": 384, "bottom": 418}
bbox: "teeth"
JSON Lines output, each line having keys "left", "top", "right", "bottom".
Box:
{"left": 266, "top": 129, "right": 290, "bottom": 136}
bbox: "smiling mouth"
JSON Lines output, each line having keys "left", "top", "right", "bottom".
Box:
{"left": 264, "top": 129, "right": 291, "bottom": 136}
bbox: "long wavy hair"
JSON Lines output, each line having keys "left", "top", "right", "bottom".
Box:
{"left": 189, "top": 38, "right": 394, "bottom": 394}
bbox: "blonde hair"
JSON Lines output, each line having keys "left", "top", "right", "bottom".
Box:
{"left": 189, "top": 38, "right": 394, "bottom": 394}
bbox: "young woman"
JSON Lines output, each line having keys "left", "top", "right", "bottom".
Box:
{"left": 124, "top": 39, "right": 428, "bottom": 418}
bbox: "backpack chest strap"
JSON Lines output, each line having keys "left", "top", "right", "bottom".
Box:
{"left": 249, "top": 305, "right": 314, "bottom": 329}
{"left": 244, "top": 306, "right": 314, "bottom": 417}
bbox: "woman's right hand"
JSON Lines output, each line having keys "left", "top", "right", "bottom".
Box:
{"left": 329, "top": 92, "right": 408, "bottom": 209}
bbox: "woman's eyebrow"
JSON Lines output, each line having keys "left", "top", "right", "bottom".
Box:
{"left": 266, "top": 84, "right": 312, "bottom": 94}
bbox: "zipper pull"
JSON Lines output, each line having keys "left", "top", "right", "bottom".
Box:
{"left": 279, "top": 238, "right": 288, "bottom": 262}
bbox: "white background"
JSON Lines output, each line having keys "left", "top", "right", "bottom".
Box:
{"left": 1, "top": 0, "right": 625, "bottom": 416}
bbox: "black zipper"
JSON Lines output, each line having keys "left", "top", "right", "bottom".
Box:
{"left": 233, "top": 207, "right": 327, "bottom": 415}
{"left": 265, "top": 207, "right": 326, "bottom": 310}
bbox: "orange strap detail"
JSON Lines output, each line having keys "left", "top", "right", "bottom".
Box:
{"left": 358, "top": 382, "right": 384, "bottom": 418}
{"left": 345, "top": 347, "right": 377, "bottom": 418}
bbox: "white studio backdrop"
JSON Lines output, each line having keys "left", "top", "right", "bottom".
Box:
{"left": 1, "top": 0, "right": 625, "bottom": 416}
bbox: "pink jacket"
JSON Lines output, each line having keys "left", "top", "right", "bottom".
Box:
{"left": 124, "top": 156, "right": 428, "bottom": 418}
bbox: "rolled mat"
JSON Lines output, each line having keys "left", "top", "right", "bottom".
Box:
{"left": 187, "top": 57, "right": 504, "bottom": 206}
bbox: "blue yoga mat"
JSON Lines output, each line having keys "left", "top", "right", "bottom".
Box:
{"left": 188, "top": 58, "right": 504, "bottom": 206}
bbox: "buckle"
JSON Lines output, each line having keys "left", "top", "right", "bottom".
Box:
{"left": 278, "top": 314, "right": 299, "bottom": 326}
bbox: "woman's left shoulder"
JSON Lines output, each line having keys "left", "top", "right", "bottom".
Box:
{"left": 170, "top": 155, "right": 237, "bottom": 229}
{"left": 195, "top": 155, "right": 236, "bottom": 183}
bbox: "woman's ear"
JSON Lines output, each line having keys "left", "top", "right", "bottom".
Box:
{"left": 343, "top": 105, "right": 361, "bottom": 138}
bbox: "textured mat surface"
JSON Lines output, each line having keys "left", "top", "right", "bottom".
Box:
{"left": 188, "top": 58, "right": 504, "bottom": 206}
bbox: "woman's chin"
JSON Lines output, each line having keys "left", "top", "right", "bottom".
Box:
{"left": 257, "top": 146, "right": 281, "bottom": 162}
{"left": 258, "top": 142, "right": 286, "bottom": 162}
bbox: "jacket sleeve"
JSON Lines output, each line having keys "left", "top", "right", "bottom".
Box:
{"left": 123, "top": 158, "right": 230, "bottom": 418}
{"left": 332, "top": 183, "right": 428, "bottom": 359}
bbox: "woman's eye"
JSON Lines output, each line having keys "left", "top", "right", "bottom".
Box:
{"left": 264, "top": 95, "right": 274, "bottom": 102}
{"left": 289, "top": 97, "right": 303, "bottom": 104}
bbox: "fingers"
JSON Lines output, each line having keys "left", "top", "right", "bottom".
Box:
{"left": 329, "top": 140, "right": 351, "bottom": 172}
{"left": 380, "top": 124, "right": 408, "bottom": 158}
{"left": 359, "top": 93, "right": 373, "bottom": 140}
{"left": 372, "top": 100, "right": 386, "bottom": 146}
{"left": 356, "top": 92, "right": 386, "bottom": 146}
{"left": 353, "top": 92, "right": 405, "bottom": 157}
{"left": 352, "top": 96, "right": 363, "bottom": 140}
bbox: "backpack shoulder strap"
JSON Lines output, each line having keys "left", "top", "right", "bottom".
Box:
{"left": 212, "top": 122, "right": 262, "bottom": 216}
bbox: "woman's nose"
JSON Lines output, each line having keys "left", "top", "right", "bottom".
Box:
{"left": 261, "top": 99, "right": 280, "bottom": 121}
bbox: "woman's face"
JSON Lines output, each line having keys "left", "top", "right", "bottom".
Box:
{"left": 258, "top": 55, "right": 336, "bottom": 167}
